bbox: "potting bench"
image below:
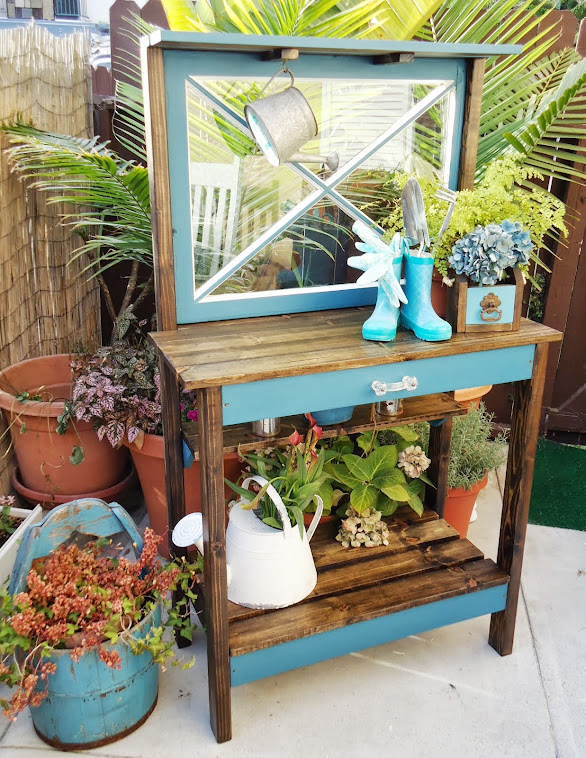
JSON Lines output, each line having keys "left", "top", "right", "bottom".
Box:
{"left": 143, "top": 32, "right": 561, "bottom": 743}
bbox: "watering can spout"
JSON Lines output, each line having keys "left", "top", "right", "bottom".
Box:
{"left": 172, "top": 513, "right": 233, "bottom": 585}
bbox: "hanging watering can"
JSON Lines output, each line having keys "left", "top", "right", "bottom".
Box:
{"left": 172, "top": 475, "right": 323, "bottom": 609}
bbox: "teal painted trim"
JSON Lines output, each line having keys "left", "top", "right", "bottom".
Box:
{"left": 191, "top": 285, "right": 378, "bottom": 323}
{"left": 449, "top": 60, "right": 466, "bottom": 190}
{"left": 465, "top": 283, "right": 517, "bottom": 326}
{"left": 164, "top": 50, "right": 193, "bottom": 324}
{"left": 222, "top": 344, "right": 535, "bottom": 424}
{"left": 230, "top": 584, "right": 508, "bottom": 686}
{"left": 146, "top": 31, "right": 522, "bottom": 59}
{"left": 159, "top": 46, "right": 471, "bottom": 322}
{"left": 191, "top": 80, "right": 453, "bottom": 303}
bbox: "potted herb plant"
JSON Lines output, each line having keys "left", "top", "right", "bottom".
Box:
{"left": 0, "top": 505, "right": 201, "bottom": 749}
{"left": 0, "top": 356, "right": 130, "bottom": 508}
{"left": 0, "top": 495, "right": 43, "bottom": 587}
{"left": 71, "top": 342, "right": 242, "bottom": 556}
{"left": 416, "top": 403, "right": 508, "bottom": 538}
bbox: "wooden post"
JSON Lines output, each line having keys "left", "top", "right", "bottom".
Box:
{"left": 458, "top": 57, "right": 486, "bottom": 191}
{"left": 197, "top": 387, "right": 232, "bottom": 743}
{"left": 143, "top": 45, "right": 177, "bottom": 331}
{"left": 489, "top": 343, "right": 549, "bottom": 655}
{"left": 425, "top": 417, "right": 453, "bottom": 518}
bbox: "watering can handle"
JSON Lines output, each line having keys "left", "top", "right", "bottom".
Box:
{"left": 242, "top": 476, "right": 292, "bottom": 536}
{"left": 305, "top": 495, "right": 324, "bottom": 542}
{"left": 241, "top": 476, "right": 323, "bottom": 541}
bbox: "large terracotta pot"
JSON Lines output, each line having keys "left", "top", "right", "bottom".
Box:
{"left": 431, "top": 269, "right": 448, "bottom": 318}
{"left": 127, "top": 432, "right": 243, "bottom": 557}
{"left": 0, "top": 355, "right": 128, "bottom": 501}
{"left": 443, "top": 475, "right": 488, "bottom": 539}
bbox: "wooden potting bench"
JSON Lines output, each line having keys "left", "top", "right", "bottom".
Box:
{"left": 143, "top": 32, "right": 562, "bottom": 743}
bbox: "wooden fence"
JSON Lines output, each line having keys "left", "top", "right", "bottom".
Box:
{"left": 0, "top": 24, "right": 101, "bottom": 491}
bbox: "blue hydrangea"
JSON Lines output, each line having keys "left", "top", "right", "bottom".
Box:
{"left": 448, "top": 220, "right": 533, "bottom": 285}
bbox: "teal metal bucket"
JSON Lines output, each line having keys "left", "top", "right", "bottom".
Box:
{"left": 30, "top": 601, "right": 161, "bottom": 750}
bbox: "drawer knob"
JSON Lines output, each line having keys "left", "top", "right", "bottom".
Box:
{"left": 371, "top": 376, "right": 418, "bottom": 396}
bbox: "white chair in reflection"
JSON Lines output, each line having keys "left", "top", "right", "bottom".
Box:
{"left": 190, "top": 160, "right": 243, "bottom": 277}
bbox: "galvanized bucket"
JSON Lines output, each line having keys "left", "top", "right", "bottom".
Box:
{"left": 30, "top": 602, "right": 161, "bottom": 750}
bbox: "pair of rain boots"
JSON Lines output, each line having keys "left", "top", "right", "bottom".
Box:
{"left": 362, "top": 251, "right": 452, "bottom": 343}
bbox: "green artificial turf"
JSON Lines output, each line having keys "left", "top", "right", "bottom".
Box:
{"left": 529, "top": 438, "right": 586, "bottom": 531}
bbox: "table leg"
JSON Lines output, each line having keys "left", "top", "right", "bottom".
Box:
{"left": 197, "top": 386, "right": 232, "bottom": 743}
{"left": 425, "top": 417, "right": 453, "bottom": 518}
{"left": 159, "top": 359, "right": 191, "bottom": 649}
{"left": 489, "top": 343, "right": 549, "bottom": 656}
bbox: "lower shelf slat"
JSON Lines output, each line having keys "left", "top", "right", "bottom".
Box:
{"left": 230, "top": 582, "right": 508, "bottom": 686}
{"left": 229, "top": 558, "right": 509, "bottom": 657}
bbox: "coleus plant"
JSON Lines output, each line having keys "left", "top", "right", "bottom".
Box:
{"left": 325, "top": 426, "right": 432, "bottom": 517}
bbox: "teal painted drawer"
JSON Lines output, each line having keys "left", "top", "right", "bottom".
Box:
{"left": 221, "top": 344, "right": 535, "bottom": 425}
{"left": 466, "top": 282, "right": 517, "bottom": 325}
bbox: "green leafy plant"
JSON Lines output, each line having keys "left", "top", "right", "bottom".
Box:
{"left": 325, "top": 425, "right": 432, "bottom": 518}
{"left": 415, "top": 403, "right": 508, "bottom": 491}
{"left": 226, "top": 415, "right": 333, "bottom": 533}
{"left": 0, "top": 495, "right": 18, "bottom": 547}
{"left": 381, "top": 158, "right": 567, "bottom": 280}
{"left": 0, "top": 528, "right": 201, "bottom": 720}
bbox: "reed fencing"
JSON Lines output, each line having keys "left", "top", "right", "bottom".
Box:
{"left": 0, "top": 24, "right": 101, "bottom": 491}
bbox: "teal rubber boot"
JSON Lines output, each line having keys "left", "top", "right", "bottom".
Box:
{"left": 362, "top": 255, "right": 403, "bottom": 342}
{"left": 399, "top": 253, "right": 452, "bottom": 342}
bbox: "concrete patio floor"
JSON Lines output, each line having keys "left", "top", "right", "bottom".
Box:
{"left": 1, "top": 466, "right": 584, "bottom": 758}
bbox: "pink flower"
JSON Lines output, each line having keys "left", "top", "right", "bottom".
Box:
{"left": 186, "top": 410, "right": 198, "bottom": 421}
{"left": 288, "top": 430, "right": 302, "bottom": 446}
{"left": 305, "top": 412, "right": 317, "bottom": 427}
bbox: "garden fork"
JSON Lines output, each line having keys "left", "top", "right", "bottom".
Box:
{"left": 435, "top": 185, "right": 458, "bottom": 242}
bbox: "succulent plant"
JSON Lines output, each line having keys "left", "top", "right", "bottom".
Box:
{"left": 448, "top": 220, "right": 533, "bottom": 285}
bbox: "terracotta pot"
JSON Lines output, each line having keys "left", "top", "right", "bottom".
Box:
{"left": 454, "top": 385, "right": 493, "bottom": 409}
{"left": 0, "top": 355, "right": 128, "bottom": 497}
{"left": 127, "top": 432, "right": 244, "bottom": 557}
{"left": 12, "top": 465, "right": 136, "bottom": 510}
{"left": 431, "top": 269, "right": 448, "bottom": 318}
{"left": 443, "top": 475, "right": 488, "bottom": 539}
{"left": 303, "top": 512, "right": 337, "bottom": 528}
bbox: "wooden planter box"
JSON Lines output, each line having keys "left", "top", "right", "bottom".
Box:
{"left": 0, "top": 505, "right": 43, "bottom": 587}
{"left": 447, "top": 268, "right": 523, "bottom": 333}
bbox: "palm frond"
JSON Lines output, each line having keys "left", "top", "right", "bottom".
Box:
{"left": 504, "top": 57, "right": 586, "bottom": 184}
{"left": 0, "top": 121, "right": 152, "bottom": 277}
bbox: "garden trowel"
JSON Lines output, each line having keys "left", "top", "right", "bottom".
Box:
{"left": 401, "top": 177, "right": 430, "bottom": 256}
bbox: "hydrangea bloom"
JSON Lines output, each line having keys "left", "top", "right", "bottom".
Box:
{"left": 449, "top": 220, "right": 533, "bottom": 285}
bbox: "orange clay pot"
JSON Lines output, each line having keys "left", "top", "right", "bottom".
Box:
{"left": 127, "top": 432, "right": 244, "bottom": 558}
{"left": 0, "top": 355, "right": 128, "bottom": 500}
{"left": 443, "top": 475, "right": 488, "bottom": 539}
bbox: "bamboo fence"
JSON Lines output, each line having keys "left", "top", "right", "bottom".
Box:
{"left": 0, "top": 24, "right": 101, "bottom": 491}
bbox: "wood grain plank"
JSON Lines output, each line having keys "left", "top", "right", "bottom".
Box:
{"left": 198, "top": 387, "right": 232, "bottom": 743}
{"left": 227, "top": 538, "right": 485, "bottom": 623}
{"left": 143, "top": 46, "right": 177, "bottom": 331}
{"left": 458, "top": 57, "right": 486, "bottom": 191}
{"left": 425, "top": 414, "right": 453, "bottom": 517}
{"left": 310, "top": 517, "right": 460, "bottom": 570}
{"left": 229, "top": 558, "right": 508, "bottom": 656}
{"left": 489, "top": 342, "right": 549, "bottom": 656}
{"left": 182, "top": 393, "right": 466, "bottom": 460}
{"left": 150, "top": 313, "right": 561, "bottom": 389}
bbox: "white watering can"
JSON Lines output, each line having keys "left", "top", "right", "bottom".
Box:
{"left": 172, "top": 475, "right": 323, "bottom": 609}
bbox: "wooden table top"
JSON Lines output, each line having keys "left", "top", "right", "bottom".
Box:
{"left": 149, "top": 309, "right": 562, "bottom": 389}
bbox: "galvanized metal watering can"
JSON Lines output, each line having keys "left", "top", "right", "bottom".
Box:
{"left": 244, "top": 70, "right": 339, "bottom": 172}
{"left": 172, "top": 475, "right": 323, "bottom": 609}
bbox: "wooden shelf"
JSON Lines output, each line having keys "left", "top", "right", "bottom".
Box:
{"left": 227, "top": 508, "right": 509, "bottom": 657}
{"left": 183, "top": 392, "right": 466, "bottom": 460}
